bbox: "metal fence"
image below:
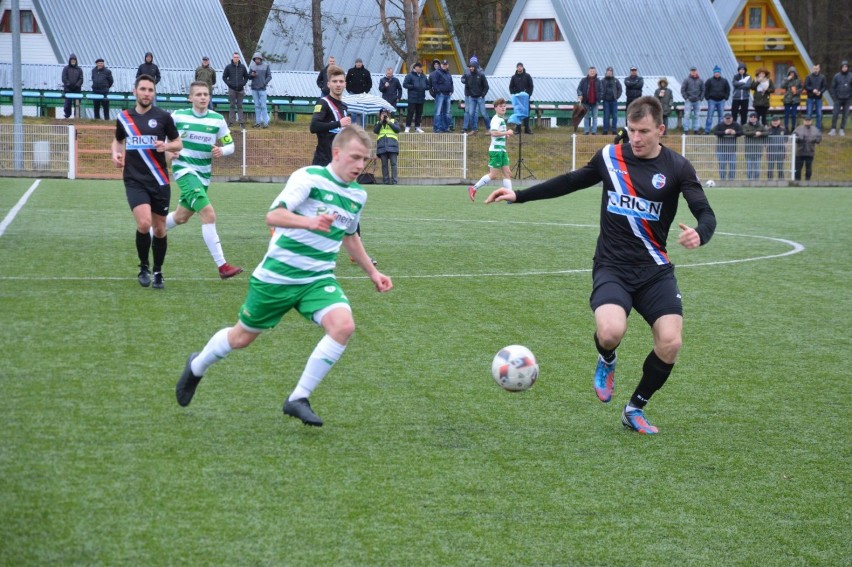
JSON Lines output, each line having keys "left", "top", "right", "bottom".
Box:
{"left": 1, "top": 124, "right": 848, "bottom": 186}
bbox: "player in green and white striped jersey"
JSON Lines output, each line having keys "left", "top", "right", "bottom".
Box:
{"left": 468, "top": 98, "right": 514, "bottom": 202}
{"left": 163, "top": 81, "right": 243, "bottom": 279}
{"left": 176, "top": 126, "right": 393, "bottom": 427}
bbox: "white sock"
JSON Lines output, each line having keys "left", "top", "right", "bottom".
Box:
{"left": 502, "top": 178, "right": 513, "bottom": 190}
{"left": 191, "top": 327, "right": 233, "bottom": 375}
{"left": 288, "top": 335, "right": 347, "bottom": 401}
{"left": 202, "top": 223, "right": 226, "bottom": 267}
{"left": 165, "top": 212, "right": 177, "bottom": 230}
{"left": 473, "top": 174, "right": 492, "bottom": 190}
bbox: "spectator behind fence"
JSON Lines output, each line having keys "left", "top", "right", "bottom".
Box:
{"left": 403, "top": 62, "right": 429, "bottom": 133}
{"left": 731, "top": 63, "right": 752, "bottom": 124}
{"left": 249, "top": 52, "right": 272, "bottom": 129}
{"left": 681, "top": 66, "right": 704, "bottom": 134}
{"left": 317, "top": 55, "right": 336, "bottom": 96}
{"left": 195, "top": 56, "right": 216, "bottom": 109}
{"left": 431, "top": 60, "right": 454, "bottom": 133}
{"left": 461, "top": 56, "right": 489, "bottom": 135}
{"left": 655, "top": 78, "right": 673, "bottom": 134}
{"left": 577, "top": 66, "right": 602, "bottom": 135}
{"left": 705, "top": 66, "right": 730, "bottom": 133}
{"left": 742, "top": 111, "right": 768, "bottom": 180}
{"left": 766, "top": 115, "right": 787, "bottom": 180}
{"left": 373, "top": 109, "right": 400, "bottom": 184}
{"left": 222, "top": 52, "right": 248, "bottom": 128}
{"left": 136, "top": 53, "right": 161, "bottom": 104}
{"left": 508, "top": 62, "right": 534, "bottom": 134}
{"left": 379, "top": 67, "right": 403, "bottom": 111}
{"left": 781, "top": 66, "right": 802, "bottom": 134}
{"left": 751, "top": 68, "right": 774, "bottom": 125}
{"left": 600, "top": 66, "right": 622, "bottom": 136}
{"left": 829, "top": 61, "right": 850, "bottom": 136}
{"left": 793, "top": 116, "right": 821, "bottom": 181}
{"left": 624, "top": 66, "right": 644, "bottom": 108}
{"left": 346, "top": 58, "right": 373, "bottom": 127}
{"left": 91, "top": 58, "right": 113, "bottom": 120}
{"left": 804, "top": 64, "right": 827, "bottom": 131}
{"left": 713, "top": 112, "right": 742, "bottom": 180}
{"left": 61, "top": 53, "right": 83, "bottom": 119}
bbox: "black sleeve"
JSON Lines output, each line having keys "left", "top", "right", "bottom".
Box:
{"left": 514, "top": 156, "right": 602, "bottom": 203}
{"left": 680, "top": 162, "right": 717, "bottom": 245}
{"left": 164, "top": 112, "right": 179, "bottom": 140}
{"left": 309, "top": 100, "right": 338, "bottom": 134}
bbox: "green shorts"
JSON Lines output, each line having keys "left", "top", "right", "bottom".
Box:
{"left": 488, "top": 151, "right": 510, "bottom": 169}
{"left": 238, "top": 276, "right": 351, "bottom": 331}
{"left": 176, "top": 173, "right": 211, "bottom": 213}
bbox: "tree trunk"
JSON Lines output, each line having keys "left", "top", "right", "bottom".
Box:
{"left": 312, "top": 0, "right": 323, "bottom": 71}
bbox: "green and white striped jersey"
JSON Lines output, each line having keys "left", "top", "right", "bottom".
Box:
{"left": 171, "top": 108, "right": 233, "bottom": 186}
{"left": 489, "top": 115, "right": 508, "bottom": 153}
{"left": 252, "top": 166, "right": 366, "bottom": 285}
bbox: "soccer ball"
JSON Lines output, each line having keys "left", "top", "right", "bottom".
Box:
{"left": 492, "top": 345, "right": 539, "bottom": 392}
{"left": 705, "top": 179, "right": 716, "bottom": 187}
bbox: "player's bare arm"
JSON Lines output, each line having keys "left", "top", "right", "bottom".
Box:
{"left": 342, "top": 234, "right": 393, "bottom": 292}
{"left": 111, "top": 139, "right": 125, "bottom": 168}
{"left": 485, "top": 188, "right": 517, "bottom": 204}
{"left": 266, "top": 207, "right": 335, "bottom": 232}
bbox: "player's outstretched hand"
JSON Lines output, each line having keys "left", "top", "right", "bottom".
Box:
{"left": 309, "top": 213, "right": 336, "bottom": 233}
{"left": 484, "top": 187, "right": 517, "bottom": 204}
{"left": 677, "top": 223, "right": 700, "bottom": 249}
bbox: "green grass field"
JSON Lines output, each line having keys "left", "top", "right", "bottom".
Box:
{"left": 0, "top": 178, "right": 849, "bottom": 565}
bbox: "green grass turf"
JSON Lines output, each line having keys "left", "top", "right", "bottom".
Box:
{"left": 0, "top": 179, "right": 849, "bottom": 565}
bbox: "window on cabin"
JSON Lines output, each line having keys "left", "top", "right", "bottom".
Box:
{"left": 748, "top": 7, "right": 762, "bottom": 29}
{"left": 515, "top": 18, "right": 562, "bottom": 42}
{"left": 734, "top": 12, "right": 745, "bottom": 28}
{"left": 766, "top": 11, "right": 777, "bottom": 28}
{"left": 0, "top": 10, "right": 39, "bottom": 33}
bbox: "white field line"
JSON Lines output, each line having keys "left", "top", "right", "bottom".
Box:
{"left": 0, "top": 179, "right": 41, "bottom": 237}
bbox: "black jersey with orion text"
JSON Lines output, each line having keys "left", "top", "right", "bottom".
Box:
{"left": 514, "top": 143, "right": 716, "bottom": 267}
{"left": 115, "top": 107, "right": 179, "bottom": 186}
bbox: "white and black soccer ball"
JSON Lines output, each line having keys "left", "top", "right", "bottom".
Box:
{"left": 492, "top": 345, "right": 539, "bottom": 392}
{"left": 705, "top": 179, "right": 716, "bottom": 188}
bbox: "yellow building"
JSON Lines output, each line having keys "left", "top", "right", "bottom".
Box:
{"left": 713, "top": 0, "right": 828, "bottom": 107}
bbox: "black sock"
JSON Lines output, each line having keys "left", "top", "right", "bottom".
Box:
{"left": 151, "top": 235, "right": 167, "bottom": 273}
{"left": 630, "top": 350, "right": 675, "bottom": 408}
{"left": 594, "top": 333, "right": 618, "bottom": 363}
{"left": 136, "top": 230, "right": 151, "bottom": 267}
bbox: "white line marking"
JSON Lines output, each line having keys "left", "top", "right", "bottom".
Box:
{"left": 0, "top": 179, "right": 41, "bottom": 237}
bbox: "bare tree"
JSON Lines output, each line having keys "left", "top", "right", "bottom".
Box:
{"left": 262, "top": 1, "right": 348, "bottom": 67}
{"left": 376, "top": 0, "right": 420, "bottom": 68}
{"left": 312, "top": 0, "right": 324, "bottom": 70}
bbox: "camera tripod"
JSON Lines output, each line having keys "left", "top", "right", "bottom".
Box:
{"left": 512, "top": 124, "right": 536, "bottom": 180}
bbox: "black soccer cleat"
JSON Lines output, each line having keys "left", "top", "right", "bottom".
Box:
{"left": 176, "top": 352, "right": 202, "bottom": 407}
{"left": 138, "top": 265, "right": 152, "bottom": 287}
{"left": 152, "top": 271, "right": 165, "bottom": 289}
{"left": 283, "top": 398, "right": 324, "bottom": 427}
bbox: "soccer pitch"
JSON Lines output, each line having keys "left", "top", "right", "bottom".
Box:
{"left": 0, "top": 178, "right": 849, "bottom": 565}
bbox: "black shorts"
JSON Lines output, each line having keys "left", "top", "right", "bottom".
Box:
{"left": 125, "top": 179, "right": 171, "bottom": 216}
{"left": 590, "top": 263, "right": 683, "bottom": 325}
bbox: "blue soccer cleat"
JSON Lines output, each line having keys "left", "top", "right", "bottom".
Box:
{"left": 621, "top": 406, "right": 659, "bottom": 434}
{"left": 593, "top": 355, "right": 616, "bottom": 402}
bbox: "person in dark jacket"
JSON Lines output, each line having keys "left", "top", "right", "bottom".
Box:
{"left": 624, "top": 66, "right": 644, "bottom": 107}
{"left": 90, "top": 58, "right": 113, "bottom": 120}
{"left": 600, "top": 66, "right": 622, "bottom": 135}
{"left": 461, "top": 56, "right": 489, "bottom": 135}
{"left": 731, "top": 62, "right": 752, "bottom": 124}
{"left": 195, "top": 56, "right": 217, "bottom": 109}
{"left": 403, "top": 62, "right": 429, "bottom": 133}
{"left": 792, "top": 115, "right": 821, "bottom": 181}
{"left": 373, "top": 109, "right": 401, "bottom": 184}
{"left": 577, "top": 66, "right": 603, "bottom": 134}
{"left": 379, "top": 67, "right": 403, "bottom": 110}
{"left": 136, "top": 52, "right": 161, "bottom": 84}
{"left": 316, "top": 55, "right": 336, "bottom": 96}
{"left": 781, "top": 66, "right": 802, "bottom": 134}
{"left": 750, "top": 68, "right": 774, "bottom": 125}
{"left": 61, "top": 53, "right": 83, "bottom": 119}
{"left": 742, "top": 111, "right": 768, "bottom": 180}
{"left": 713, "top": 112, "right": 742, "bottom": 180}
{"left": 508, "top": 62, "right": 534, "bottom": 134}
{"left": 704, "top": 66, "right": 731, "bottom": 133}
{"left": 655, "top": 78, "right": 673, "bottom": 135}
{"left": 222, "top": 52, "right": 249, "bottom": 128}
{"left": 766, "top": 115, "right": 787, "bottom": 179}
{"left": 681, "top": 66, "right": 704, "bottom": 133}
{"left": 804, "top": 63, "right": 827, "bottom": 131}
{"left": 346, "top": 58, "right": 373, "bottom": 126}
{"left": 829, "top": 61, "right": 850, "bottom": 136}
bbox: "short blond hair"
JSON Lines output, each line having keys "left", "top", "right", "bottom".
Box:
{"left": 332, "top": 124, "right": 372, "bottom": 152}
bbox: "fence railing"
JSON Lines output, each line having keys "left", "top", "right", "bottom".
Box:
{"left": 1, "top": 124, "right": 848, "bottom": 186}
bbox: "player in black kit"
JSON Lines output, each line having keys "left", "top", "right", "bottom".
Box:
{"left": 310, "top": 65, "right": 351, "bottom": 166}
{"left": 111, "top": 75, "right": 182, "bottom": 289}
{"left": 485, "top": 96, "right": 716, "bottom": 434}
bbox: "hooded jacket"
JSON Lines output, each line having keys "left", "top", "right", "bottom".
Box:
{"left": 136, "top": 52, "right": 161, "bottom": 84}
{"left": 781, "top": 68, "right": 802, "bottom": 105}
{"left": 248, "top": 52, "right": 272, "bottom": 90}
{"left": 460, "top": 65, "right": 488, "bottom": 98}
{"left": 731, "top": 67, "right": 752, "bottom": 101}
{"left": 61, "top": 54, "right": 83, "bottom": 93}
{"left": 831, "top": 66, "right": 851, "bottom": 100}
{"left": 655, "top": 79, "right": 673, "bottom": 115}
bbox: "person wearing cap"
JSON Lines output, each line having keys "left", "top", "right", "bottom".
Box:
{"left": 704, "top": 66, "right": 731, "bottom": 134}
{"left": 195, "top": 56, "right": 217, "bottom": 110}
{"left": 461, "top": 56, "right": 490, "bottom": 135}
{"left": 91, "top": 58, "right": 113, "bottom": 120}
{"left": 681, "top": 66, "right": 704, "bottom": 134}
{"left": 655, "top": 78, "right": 673, "bottom": 135}
{"left": 829, "top": 60, "right": 850, "bottom": 135}
{"left": 249, "top": 52, "right": 272, "bottom": 128}
{"left": 379, "top": 67, "right": 403, "bottom": 111}
{"left": 600, "top": 66, "right": 622, "bottom": 136}
{"left": 766, "top": 115, "right": 787, "bottom": 180}
{"left": 430, "top": 59, "right": 454, "bottom": 133}
{"left": 508, "top": 62, "right": 534, "bottom": 134}
{"left": 577, "top": 66, "right": 602, "bottom": 134}
{"left": 751, "top": 68, "right": 774, "bottom": 126}
{"left": 346, "top": 58, "right": 373, "bottom": 126}
{"left": 713, "top": 112, "right": 742, "bottom": 180}
{"left": 731, "top": 63, "right": 752, "bottom": 125}
{"left": 792, "top": 115, "right": 821, "bottom": 181}
{"left": 403, "top": 61, "right": 429, "bottom": 133}
{"left": 804, "top": 63, "right": 827, "bottom": 131}
{"left": 781, "top": 66, "right": 802, "bottom": 134}
{"left": 60, "top": 54, "right": 83, "bottom": 119}
{"left": 624, "top": 66, "right": 643, "bottom": 108}
{"left": 742, "top": 111, "right": 768, "bottom": 180}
